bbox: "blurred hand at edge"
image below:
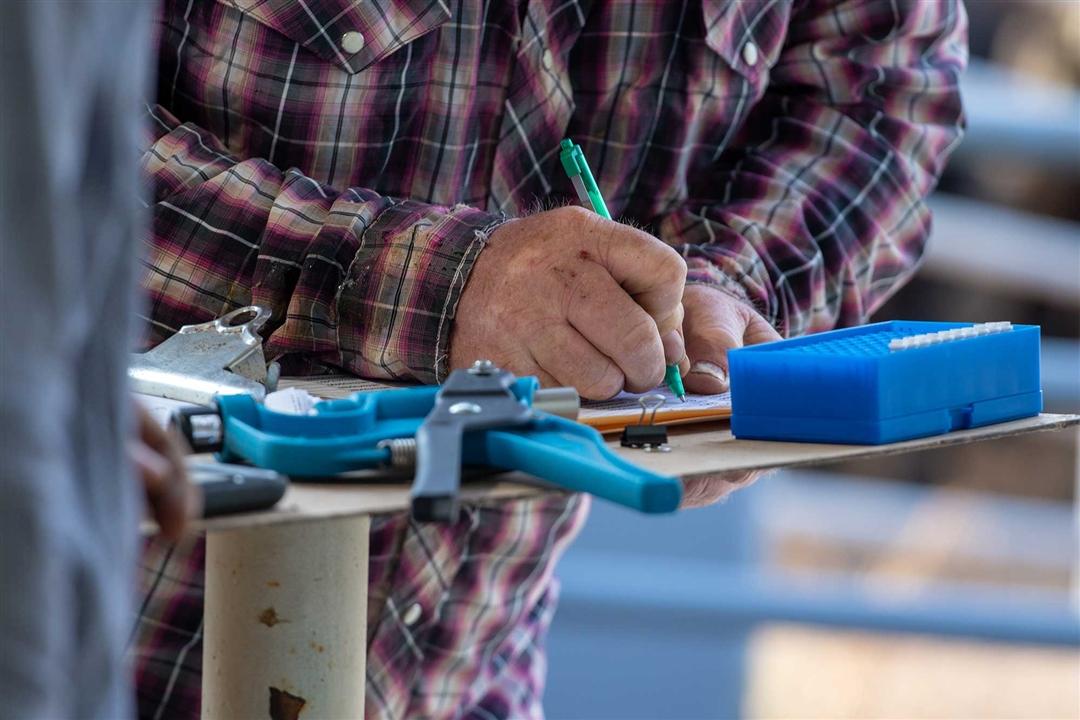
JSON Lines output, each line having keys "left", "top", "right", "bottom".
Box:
{"left": 130, "top": 402, "right": 200, "bottom": 540}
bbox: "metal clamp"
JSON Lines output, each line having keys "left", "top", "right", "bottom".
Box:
{"left": 621, "top": 394, "right": 672, "bottom": 452}
{"left": 411, "top": 359, "right": 534, "bottom": 522}
{"left": 129, "top": 306, "right": 279, "bottom": 405}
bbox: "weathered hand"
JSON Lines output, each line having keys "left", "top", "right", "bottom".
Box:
{"left": 673, "top": 284, "right": 780, "bottom": 508}
{"left": 130, "top": 403, "right": 200, "bottom": 540}
{"left": 450, "top": 206, "right": 687, "bottom": 400}
{"left": 681, "top": 469, "right": 771, "bottom": 508}
{"left": 680, "top": 284, "right": 781, "bottom": 394}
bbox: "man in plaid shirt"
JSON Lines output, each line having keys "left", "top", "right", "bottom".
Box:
{"left": 133, "top": 1, "right": 966, "bottom": 717}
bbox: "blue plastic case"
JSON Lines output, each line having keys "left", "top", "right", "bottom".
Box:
{"left": 728, "top": 321, "right": 1042, "bottom": 445}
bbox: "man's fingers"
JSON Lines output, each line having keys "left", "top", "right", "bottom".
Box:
{"left": 681, "top": 469, "right": 770, "bottom": 508}
{"left": 682, "top": 286, "right": 782, "bottom": 395}
{"left": 529, "top": 365, "right": 562, "bottom": 390}
{"left": 677, "top": 352, "right": 691, "bottom": 378}
{"left": 585, "top": 211, "right": 686, "bottom": 327}
{"left": 130, "top": 441, "right": 188, "bottom": 541}
{"left": 682, "top": 310, "right": 744, "bottom": 394}
{"left": 661, "top": 330, "right": 685, "bottom": 370}
{"left": 132, "top": 402, "right": 198, "bottom": 540}
{"left": 744, "top": 310, "right": 782, "bottom": 346}
{"left": 652, "top": 299, "right": 684, "bottom": 340}
{"left": 130, "top": 441, "right": 169, "bottom": 494}
{"left": 565, "top": 263, "right": 666, "bottom": 391}
{"left": 528, "top": 324, "right": 626, "bottom": 400}
{"left": 137, "top": 401, "right": 191, "bottom": 469}
{"left": 681, "top": 287, "right": 751, "bottom": 395}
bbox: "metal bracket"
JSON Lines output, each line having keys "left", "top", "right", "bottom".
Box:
{"left": 411, "top": 360, "right": 534, "bottom": 522}
{"left": 129, "top": 306, "right": 279, "bottom": 405}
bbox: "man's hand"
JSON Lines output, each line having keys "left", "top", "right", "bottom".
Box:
{"left": 680, "top": 284, "right": 780, "bottom": 394}
{"left": 130, "top": 403, "right": 200, "bottom": 540}
{"left": 674, "top": 284, "right": 780, "bottom": 507}
{"left": 450, "top": 206, "right": 687, "bottom": 400}
{"left": 681, "top": 469, "right": 771, "bottom": 508}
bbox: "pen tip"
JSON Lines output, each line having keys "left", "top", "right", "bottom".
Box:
{"left": 679, "top": 394, "right": 686, "bottom": 403}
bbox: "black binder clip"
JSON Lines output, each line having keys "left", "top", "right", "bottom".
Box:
{"left": 620, "top": 394, "right": 671, "bottom": 453}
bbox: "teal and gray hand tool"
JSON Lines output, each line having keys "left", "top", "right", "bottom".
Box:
{"left": 174, "top": 360, "right": 682, "bottom": 523}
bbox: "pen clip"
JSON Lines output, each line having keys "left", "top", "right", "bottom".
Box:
{"left": 559, "top": 138, "right": 611, "bottom": 219}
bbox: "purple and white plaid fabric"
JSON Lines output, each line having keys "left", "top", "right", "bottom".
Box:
{"left": 131, "top": 1, "right": 966, "bottom": 717}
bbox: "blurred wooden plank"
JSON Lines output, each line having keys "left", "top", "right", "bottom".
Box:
{"left": 953, "top": 60, "right": 1080, "bottom": 172}
{"left": 745, "top": 623, "right": 1080, "bottom": 719}
{"left": 759, "top": 472, "right": 1076, "bottom": 574}
{"left": 925, "top": 194, "right": 1080, "bottom": 307}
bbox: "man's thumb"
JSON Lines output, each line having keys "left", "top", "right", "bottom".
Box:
{"left": 682, "top": 316, "right": 743, "bottom": 394}
{"left": 682, "top": 296, "right": 782, "bottom": 394}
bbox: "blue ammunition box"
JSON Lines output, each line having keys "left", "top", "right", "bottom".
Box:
{"left": 729, "top": 321, "right": 1042, "bottom": 444}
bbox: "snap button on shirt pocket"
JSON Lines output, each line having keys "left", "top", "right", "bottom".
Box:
{"left": 742, "top": 41, "right": 759, "bottom": 67}
{"left": 403, "top": 602, "right": 422, "bottom": 627}
{"left": 341, "top": 31, "right": 365, "bottom": 54}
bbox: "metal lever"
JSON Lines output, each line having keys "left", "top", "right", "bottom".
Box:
{"left": 411, "top": 360, "right": 533, "bottom": 522}
{"left": 129, "top": 306, "right": 279, "bottom": 405}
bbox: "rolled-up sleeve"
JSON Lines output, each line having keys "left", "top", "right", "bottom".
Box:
{"left": 140, "top": 104, "right": 505, "bottom": 383}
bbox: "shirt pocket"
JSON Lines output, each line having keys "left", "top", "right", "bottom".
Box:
{"left": 701, "top": 0, "right": 793, "bottom": 85}
{"left": 214, "top": 0, "right": 450, "bottom": 74}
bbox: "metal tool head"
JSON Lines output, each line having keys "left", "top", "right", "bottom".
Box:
{"left": 129, "top": 306, "right": 279, "bottom": 405}
{"left": 412, "top": 360, "right": 536, "bottom": 523}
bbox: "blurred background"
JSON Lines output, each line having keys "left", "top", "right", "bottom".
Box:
{"left": 544, "top": 2, "right": 1080, "bottom": 718}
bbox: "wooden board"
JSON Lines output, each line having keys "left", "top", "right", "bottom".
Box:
{"left": 194, "top": 413, "right": 1079, "bottom": 532}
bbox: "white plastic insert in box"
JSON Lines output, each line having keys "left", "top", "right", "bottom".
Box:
{"left": 888, "top": 322, "right": 1013, "bottom": 352}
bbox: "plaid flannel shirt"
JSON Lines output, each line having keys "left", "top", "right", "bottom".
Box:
{"left": 131, "top": 1, "right": 966, "bottom": 718}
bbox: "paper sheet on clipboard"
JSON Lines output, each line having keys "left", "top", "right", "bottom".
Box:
{"left": 579, "top": 387, "right": 732, "bottom": 433}
{"left": 279, "top": 375, "right": 730, "bottom": 433}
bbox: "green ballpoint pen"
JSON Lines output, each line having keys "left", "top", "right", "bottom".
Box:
{"left": 558, "top": 138, "right": 687, "bottom": 402}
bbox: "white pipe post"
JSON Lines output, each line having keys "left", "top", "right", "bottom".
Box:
{"left": 202, "top": 515, "right": 370, "bottom": 719}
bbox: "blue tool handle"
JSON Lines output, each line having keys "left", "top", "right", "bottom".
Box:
{"left": 477, "top": 414, "right": 682, "bottom": 513}
{"left": 213, "top": 381, "right": 682, "bottom": 515}
{"left": 215, "top": 392, "right": 409, "bottom": 475}
{"left": 213, "top": 378, "right": 541, "bottom": 477}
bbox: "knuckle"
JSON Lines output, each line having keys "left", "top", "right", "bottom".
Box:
{"left": 655, "top": 307, "right": 683, "bottom": 337}
{"left": 621, "top": 354, "right": 665, "bottom": 394}
{"left": 660, "top": 246, "right": 687, "bottom": 282}
{"left": 578, "top": 362, "right": 624, "bottom": 400}
{"left": 563, "top": 204, "right": 592, "bottom": 220}
{"left": 623, "top": 366, "right": 663, "bottom": 394}
{"left": 552, "top": 204, "right": 592, "bottom": 227}
{"left": 619, "top": 313, "right": 660, "bottom": 358}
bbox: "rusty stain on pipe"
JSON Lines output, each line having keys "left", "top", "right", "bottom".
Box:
{"left": 258, "top": 607, "right": 287, "bottom": 627}
{"left": 268, "top": 687, "right": 306, "bottom": 720}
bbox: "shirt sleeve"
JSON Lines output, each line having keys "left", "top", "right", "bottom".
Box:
{"left": 139, "top": 104, "right": 505, "bottom": 383}
{"left": 659, "top": 0, "right": 967, "bottom": 337}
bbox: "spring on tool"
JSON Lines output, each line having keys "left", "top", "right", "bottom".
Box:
{"left": 377, "top": 438, "right": 417, "bottom": 467}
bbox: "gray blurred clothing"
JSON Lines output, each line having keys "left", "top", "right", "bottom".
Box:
{"left": 0, "top": 2, "right": 151, "bottom": 717}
